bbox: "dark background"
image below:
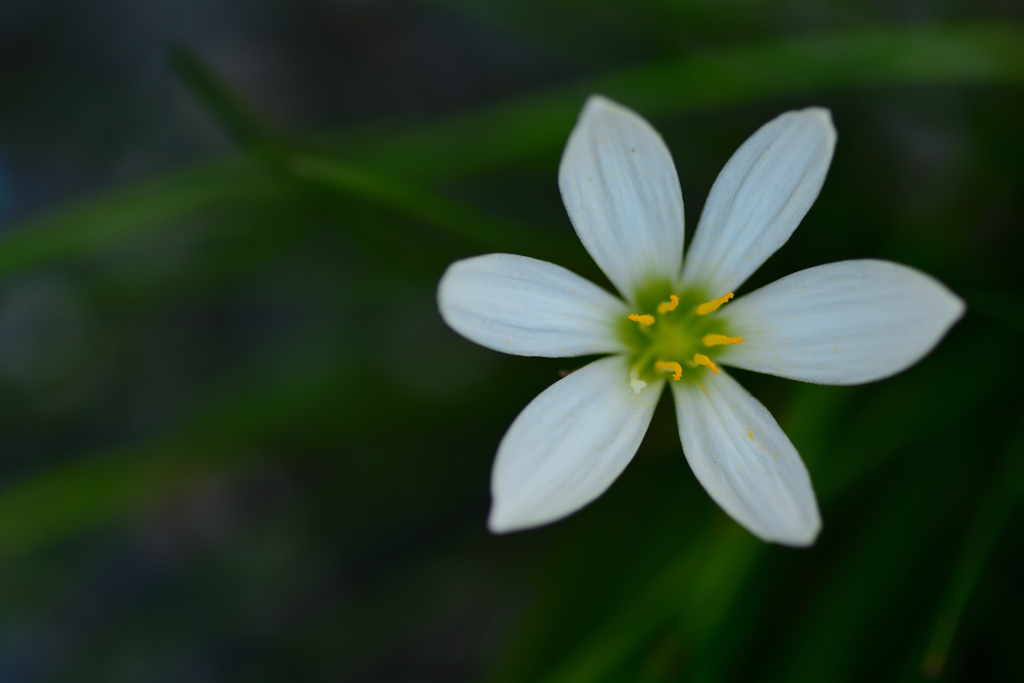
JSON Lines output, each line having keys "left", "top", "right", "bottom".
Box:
{"left": 0, "top": 1, "right": 1022, "bottom": 681}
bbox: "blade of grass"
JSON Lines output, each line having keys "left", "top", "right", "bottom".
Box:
{"left": 331, "top": 24, "right": 1024, "bottom": 181}
{"left": 489, "top": 383, "right": 849, "bottom": 683}
{"left": 968, "top": 289, "right": 1024, "bottom": 334}
{"left": 169, "top": 45, "right": 288, "bottom": 163}
{"left": 5, "top": 25, "right": 1023, "bottom": 281}
{"left": 759, "top": 442, "right": 963, "bottom": 683}
{"left": 0, "top": 158, "right": 282, "bottom": 280}
{"left": 288, "top": 154, "right": 580, "bottom": 264}
{"left": 0, "top": 442, "right": 236, "bottom": 559}
{"left": 0, "top": 337, "right": 537, "bottom": 560}
{"left": 535, "top": 527, "right": 760, "bottom": 683}
{"left": 174, "top": 51, "right": 583, "bottom": 265}
{"left": 497, "top": 336, "right": 1002, "bottom": 683}
{"left": 521, "top": 385, "right": 850, "bottom": 683}
{"left": 918, "top": 414, "right": 1024, "bottom": 679}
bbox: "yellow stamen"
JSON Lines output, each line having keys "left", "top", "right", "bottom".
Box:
{"left": 702, "top": 333, "right": 743, "bottom": 347}
{"left": 693, "top": 354, "right": 720, "bottom": 374}
{"left": 657, "top": 295, "right": 679, "bottom": 315}
{"left": 696, "top": 292, "right": 734, "bottom": 315}
{"left": 627, "top": 313, "right": 655, "bottom": 326}
{"left": 654, "top": 360, "right": 683, "bottom": 381}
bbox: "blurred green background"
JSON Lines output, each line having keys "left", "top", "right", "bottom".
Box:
{"left": 0, "top": 1, "right": 1022, "bottom": 681}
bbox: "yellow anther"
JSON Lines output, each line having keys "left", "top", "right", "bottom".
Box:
{"left": 696, "top": 292, "right": 734, "bottom": 315}
{"left": 693, "top": 354, "right": 720, "bottom": 374}
{"left": 657, "top": 295, "right": 679, "bottom": 315}
{"left": 702, "top": 333, "right": 743, "bottom": 347}
{"left": 628, "top": 313, "right": 655, "bottom": 326}
{"left": 654, "top": 360, "right": 683, "bottom": 381}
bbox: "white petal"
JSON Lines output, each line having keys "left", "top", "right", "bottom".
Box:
{"left": 681, "top": 108, "right": 836, "bottom": 294}
{"left": 558, "top": 95, "right": 685, "bottom": 303}
{"left": 718, "top": 260, "right": 965, "bottom": 385}
{"left": 438, "top": 253, "right": 628, "bottom": 357}
{"left": 489, "top": 355, "right": 663, "bottom": 532}
{"left": 672, "top": 371, "right": 820, "bottom": 546}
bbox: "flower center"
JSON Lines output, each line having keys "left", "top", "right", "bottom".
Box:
{"left": 618, "top": 281, "right": 743, "bottom": 393}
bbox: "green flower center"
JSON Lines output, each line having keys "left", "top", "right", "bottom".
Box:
{"left": 618, "top": 279, "right": 742, "bottom": 388}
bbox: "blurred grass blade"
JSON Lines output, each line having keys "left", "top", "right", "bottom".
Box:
{"left": 0, "top": 444, "right": 214, "bottom": 558}
{"left": 335, "top": 24, "right": 1024, "bottom": 180}
{"left": 529, "top": 528, "right": 760, "bottom": 683}
{"left": 0, "top": 361, "right": 350, "bottom": 559}
{"left": 0, "top": 349, "right": 537, "bottom": 560}
{"left": 968, "top": 289, "right": 1024, "bottom": 333}
{"left": 498, "top": 337, "right": 1003, "bottom": 683}
{"left": 491, "top": 384, "right": 850, "bottom": 683}
{"left": 174, "top": 48, "right": 580, "bottom": 261}
{"left": 813, "top": 339, "right": 1003, "bottom": 504}
{"left": 761, "top": 451, "right": 960, "bottom": 683}
{"left": 4, "top": 24, "right": 1023, "bottom": 280}
{"left": 288, "top": 154, "right": 579, "bottom": 262}
{"left": 169, "top": 45, "right": 287, "bottom": 162}
{"left": 919, "top": 414, "right": 1024, "bottom": 678}
{"left": 0, "top": 159, "right": 282, "bottom": 280}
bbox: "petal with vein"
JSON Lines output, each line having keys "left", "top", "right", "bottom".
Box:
{"left": 438, "top": 253, "right": 628, "bottom": 357}
{"left": 558, "top": 95, "right": 684, "bottom": 303}
{"left": 718, "top": 260, "right": 965, "bottom": 385}
{"left": 489, "top": 355, "right": 662, "bottom": 533}
{"left": 672, "top": 371, "right": 821, "bottom": 546}
{"left": 681, "top": 108, "right": 836, "bottom": 294}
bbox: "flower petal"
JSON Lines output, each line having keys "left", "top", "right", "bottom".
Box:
{"left": 681, "top": 108, "right": 836, "bottom": 294}
{"left": 438, "top": 253, "right": 628, "bottom": 357}
{"left": 489, "top": 355, "right": 663, "bottom": 533}
{"left": 558, "top": 95, "right": 685, "bottom": 303}
{"left": 672, "top": 371, "right": 820, "bottom": 546}
{"left": 718, "top": 260, "right": 965, "bottom": 385}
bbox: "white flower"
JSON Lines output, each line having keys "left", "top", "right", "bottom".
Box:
{"left": 436, "top": 96, "right": 964, "bottom": 546}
